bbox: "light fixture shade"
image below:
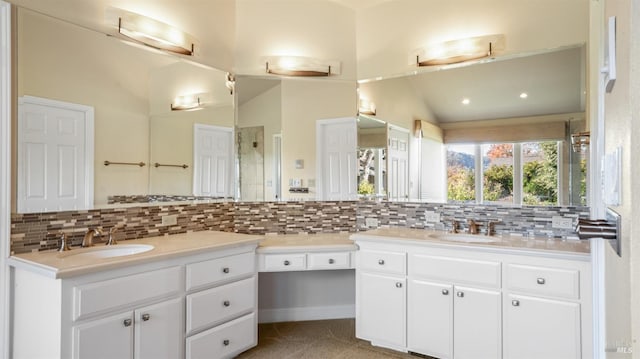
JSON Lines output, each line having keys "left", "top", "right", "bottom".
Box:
{"left": 171, "top": 94, "right": 202, "bottom": 111}
{"left": 415, "top": 34, "right": 505, "bottom": 66}
{"left": 265, "top": 56, "right": 341, "bottom": 77}
{"left": 358, "top": 98, "right": 376, "bottom": 116}
{"left": 571, "top": 131, "right": 590, "bottom": 153}
{"left": 112, "top": 8, "right": 196, "bottom": 56}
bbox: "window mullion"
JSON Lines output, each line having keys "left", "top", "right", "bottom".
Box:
{"left": 513, "top": 143, "right": 522, "bottom": 205}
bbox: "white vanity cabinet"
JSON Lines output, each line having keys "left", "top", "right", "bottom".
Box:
{"left": 352, "top": 234, "right": 593, "bottom": 359}
{"left": 10, "top": 240, "right": 259, "bottom": 359}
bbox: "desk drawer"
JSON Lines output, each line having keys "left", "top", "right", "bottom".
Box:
{"left": 410, "top": 254, "right": 501, "bottom": 288}
{"left": 186, "top": 252, "right": 255, "bottom": 291}
{"left": 308, "top": 252, "right": 351, "bottom": 270}
{"left": 506, "top": 264, "right": 580, "bottom": 300}
{"left": 359, "top": 249, "right": 406, "bottom": 275}
{"left": 262, "top": 253, "right": 306, "bottom": 271}
{"left": 186, "top": 276, "right": 256, "bottom": 335}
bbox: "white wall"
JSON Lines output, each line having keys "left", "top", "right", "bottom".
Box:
{"left": 280, "top": 79, "right": 357, "bottom": 200}
{"left": 238, "top": 83, "right": 282, "bottom": 201}
{"left": 234, "top": 0, "right": 357, "bottom": 81}
{"left": 356, "top": 0, "right": 589, "bottom": 80}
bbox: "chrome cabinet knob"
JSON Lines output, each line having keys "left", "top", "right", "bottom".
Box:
{"left": 222, "top": 267, "right": 230, "bottom": 274}
{"left": 223, "top": 339, "right": 230, "bottom": 346}
{"left": 223, "top": 300, "right": 230, "bottom": 307}
{"left": 141, "top": 314, "right": 150, "bottom": 321}
{"left": 456, "top": 291, "right": 464, "bottom": 298}
{"left": 442, "top": 289, "right": 449, "bottom": 295}
{"left": 378, "top": 259, "right": 385, "bottom": 265}
{"left": 512, "top": 300, "right": 520, "bottom": 307}
{"left": 123, "top": 318, "right": 132, "bottom": 327}
{"left": 537, "top": 278, "right": 546, "bottom": 285}
{"left": 284, "top": 260, "right": 291, "bottom": 266}
{"left": 395, "top": 282, "right": 403, "bottom": 288}
{"left": 328, "top": 258, "right": 335, "bottom": 264}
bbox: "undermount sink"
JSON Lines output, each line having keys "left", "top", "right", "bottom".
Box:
{"left": 58, "top": 244, "right": 154, "bottom": 259}
{"left": 429, "top": 233, "right": 498, "bottom": 243}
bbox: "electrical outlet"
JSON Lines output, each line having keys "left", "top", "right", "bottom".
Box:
{"left": 551, "top": 216, "right": 574, "bottom": 229}
{"left": 365, "top": 218, "right": 379, "bottom": 228}
{"left": 161, "top": 214, "right": 178, "bottom": 226}
{"left": 424, "top": 210, "right": 441, "bottom": 223}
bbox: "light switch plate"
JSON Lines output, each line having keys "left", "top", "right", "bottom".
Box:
{"left": 161, "top": 214, "right": 178, "bottom": 226}
{"left": 365, "top": 218, "right": 379, "bottom": 228}
{"left": 551, "top": 216, "right": 573, "bottom": 229}
{"left": 424, "top": 210, "right": 440, "bottom": 223}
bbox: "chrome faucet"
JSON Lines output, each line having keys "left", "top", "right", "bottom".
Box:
{"left": 82, "top": 228, "right": 103, "bottom": 247}
{"left": 449, "top": 219, "right": 460, "bottom": 233}
{"left": 106, "top": 227, "right": 118, "bottom": 246}
{"left": 467, "top": 219, "right": 481, "bottom": 235}
{"left": 486, "top": 220, "right": 498, "bottom": 236}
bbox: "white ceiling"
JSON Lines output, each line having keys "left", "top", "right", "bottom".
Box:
{"left": 405, "top": 46, "right": 585, "bottom": 123}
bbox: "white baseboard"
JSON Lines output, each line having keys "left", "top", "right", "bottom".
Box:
{"left": 258, "top": 304, "right": 355, "bottom": 323}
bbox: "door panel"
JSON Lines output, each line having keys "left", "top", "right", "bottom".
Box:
{"left": 318, "top": 118, "right": 357, "bottom": 200}
{"left": 73, "top": 312, "right": 134, "bottom": 359}
{"left": 135, "top": 298, "right": 183, "bottom": 359}
{"left": 193, "top": 124, "right": 233, "bottom": 197}
{"left": 387, "top": 126, "right": 409, "bottom": 201}
{"left": 453, "top": 286, "right": 502, "bottom": 359}
{"left": 408, "top": 280, "right": 453, "bottom": 358}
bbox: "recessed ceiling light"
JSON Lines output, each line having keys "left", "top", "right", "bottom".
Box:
{"left": 461, "top": 98, "right": 470, "bottom": 105}
{"left": 519, "top": 92, "right": 528, "bottom": 99}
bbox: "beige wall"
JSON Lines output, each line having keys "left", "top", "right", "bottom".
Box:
{"left": 234, "top": 0, "right": 357, "bottom": 81}
{"left": 280, "top": 79, "right": 356, "bottom": 200}
{"left": 238, "top": 83, "right": 282, "bottom": 201}
{"left": 16, "top": 8, "right": 176, "bottom": 206}
{"left": 356, "top": 0, "right": 589, "bottom": 80}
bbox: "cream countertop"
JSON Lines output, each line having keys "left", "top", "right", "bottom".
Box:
{"left": 351, "top": 227, "right": 591, "bottom": 257}
{"left": 8, "top": 231, "right": 263, "bottom": 279}
{"left": 256, "top": 232, "right": 357, "bottom": 253}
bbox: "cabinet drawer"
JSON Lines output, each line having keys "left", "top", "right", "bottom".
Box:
{"left": 307, "top": 252, "right": 351, "bottom": 270}
{"left": 186, "top": 312, "right": 256, "bottom": 359}
{"left": 73, "top": 266, "right": 181, "bottom": 321}
{"left": 262, "top": 253, "right": 306, "bottom": 271}
{"left": 186, "top": 252, "right": 255, "bottom": 291}
{"left": 186, "top": 276, "right": 256, "bottom": 335}
{"left": 359, "top": 249, "right": 406, "bottom": 275}
{"left": 506, "top": 264, "right": 580, "bottom": 300}
{"left": 409, "top": 254, "right": 501, "bottom": 288}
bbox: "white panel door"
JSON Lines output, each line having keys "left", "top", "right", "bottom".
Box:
{"left": 73, "top": 312, "right": 134, "bottom": 359}
{"left": 387, "top": 126, "right": 409, "bottom": 201}
{"left": 135, "top": 298, "right": 183, "bottom": 359}
{"left": 193, "top": 124, "right": 234, "bottom": 198}
{"left": 453, "top": 286, "right": 502, "bottom": 359}
{"left": 18, "top": 96, "right": 94, "bottom": 213}
{"left": 408, "top": 280, "right": 453, "bottom": 359}
{"left": 317, "top": 118, "right": 357, "bottom": 200}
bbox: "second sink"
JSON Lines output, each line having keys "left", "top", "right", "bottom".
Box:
{"left": 429, "top": 233, "right": 498, "bottom": 243}
{"left": 58, "top": 244, "right": 154, "bottom": 260}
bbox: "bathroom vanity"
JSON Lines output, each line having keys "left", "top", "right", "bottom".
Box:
{"left": 352, "top": 228, "right": 593, "bottom": 359}
{"left": 8, "top": 231, "right": 261, "bottom": 359}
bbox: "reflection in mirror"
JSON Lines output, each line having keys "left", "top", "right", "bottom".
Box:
{"left": 357, "top": 115, "right": 386, "bottom": 198}
{"left": 15, "top": 6, "right": 234, "bottom": 212}
{"left": 359, "top": 45, "right": 587, "bottom": 206}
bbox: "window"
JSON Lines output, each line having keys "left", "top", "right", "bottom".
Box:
{"left": 447, "top": 141, "right": 560, "bottom": 206}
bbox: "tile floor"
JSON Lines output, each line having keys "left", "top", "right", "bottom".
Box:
{"left": 237, "top": 319, "right": 435, "bottom": 359}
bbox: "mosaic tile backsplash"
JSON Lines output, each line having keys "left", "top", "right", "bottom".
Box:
{"left": 10, "top": 200, "right": 590, "bottom": 254}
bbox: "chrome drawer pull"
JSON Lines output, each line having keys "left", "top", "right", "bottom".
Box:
{"left": 537, "top": 277, "right": 546, "bottom": 285}
{"left": 328, "top": 258, "right": 335, "bottom": 264}
{"left": 442, "top": 289, "right": 449, "bottom": 295}
{"left": 512, "top": 300, "right": 520, "bottom": 307}
{"left": 123, "top": 318, "right": 132, "bottom": 327}
{"left": 284, "top": 260, "right": 291, "bottom": 266}
{"left": 378, "top": 259, "right": 385, "bottom": 265}
{"left": 141, "top": 314, "right": 150, "bottom": 321}
{"left": 223, "top": 339, "right": 230, "bottom": 346}
{"left": 456, "top": 291, "right": 464, "bottom": 298}
{"left": 222, "top": 267, "right": 230, "bottom": 274}
{"left": 395, "top": 282, "right": 403, "bottom": 288}
{"left": 223, "top": 300, "right": 230, "bottom": 307}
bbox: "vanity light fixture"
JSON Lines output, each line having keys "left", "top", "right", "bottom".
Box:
{"left": 358, "top": 98, "right": 377, "bottom": 116}
{"left": 265, "top": 56, "right": 341, "bottom": 77}
{"left": 171, "top": 94, "right": 202, "bottom": 111}
{"left": 415, "top": 34, "right": 505, "bottom": 66}
{"left": 519, "top": 92, "right": 528, "bottom": 99}
{"left": 461, "top": 98, "right": 470, "bottom": 105}
{"left": 226, "top": 73, "right": 235, "bottom": 95}
{"left": 115, "top": 8, "right": 196, "bottom": 56}
{"left": 571, "top": 131, "right": 590, "bottom": 153}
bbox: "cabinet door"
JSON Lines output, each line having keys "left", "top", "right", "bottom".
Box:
{"left": 408, "top": 280, "right": 453, "bottom": 359}
{"left": 135, "top": 298, "right": 183, "bottom": 359}
{"left": 72, "top": 312, "right": 134, "bottom": 359}
{"left": 356, "top": 272, "right": 406, "bottom": 349}
{"left": 453, "top": 286, "right": 502, "bottom": 359}
{"left": 504, "top": 294, "right": 581, "bottom": 359}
